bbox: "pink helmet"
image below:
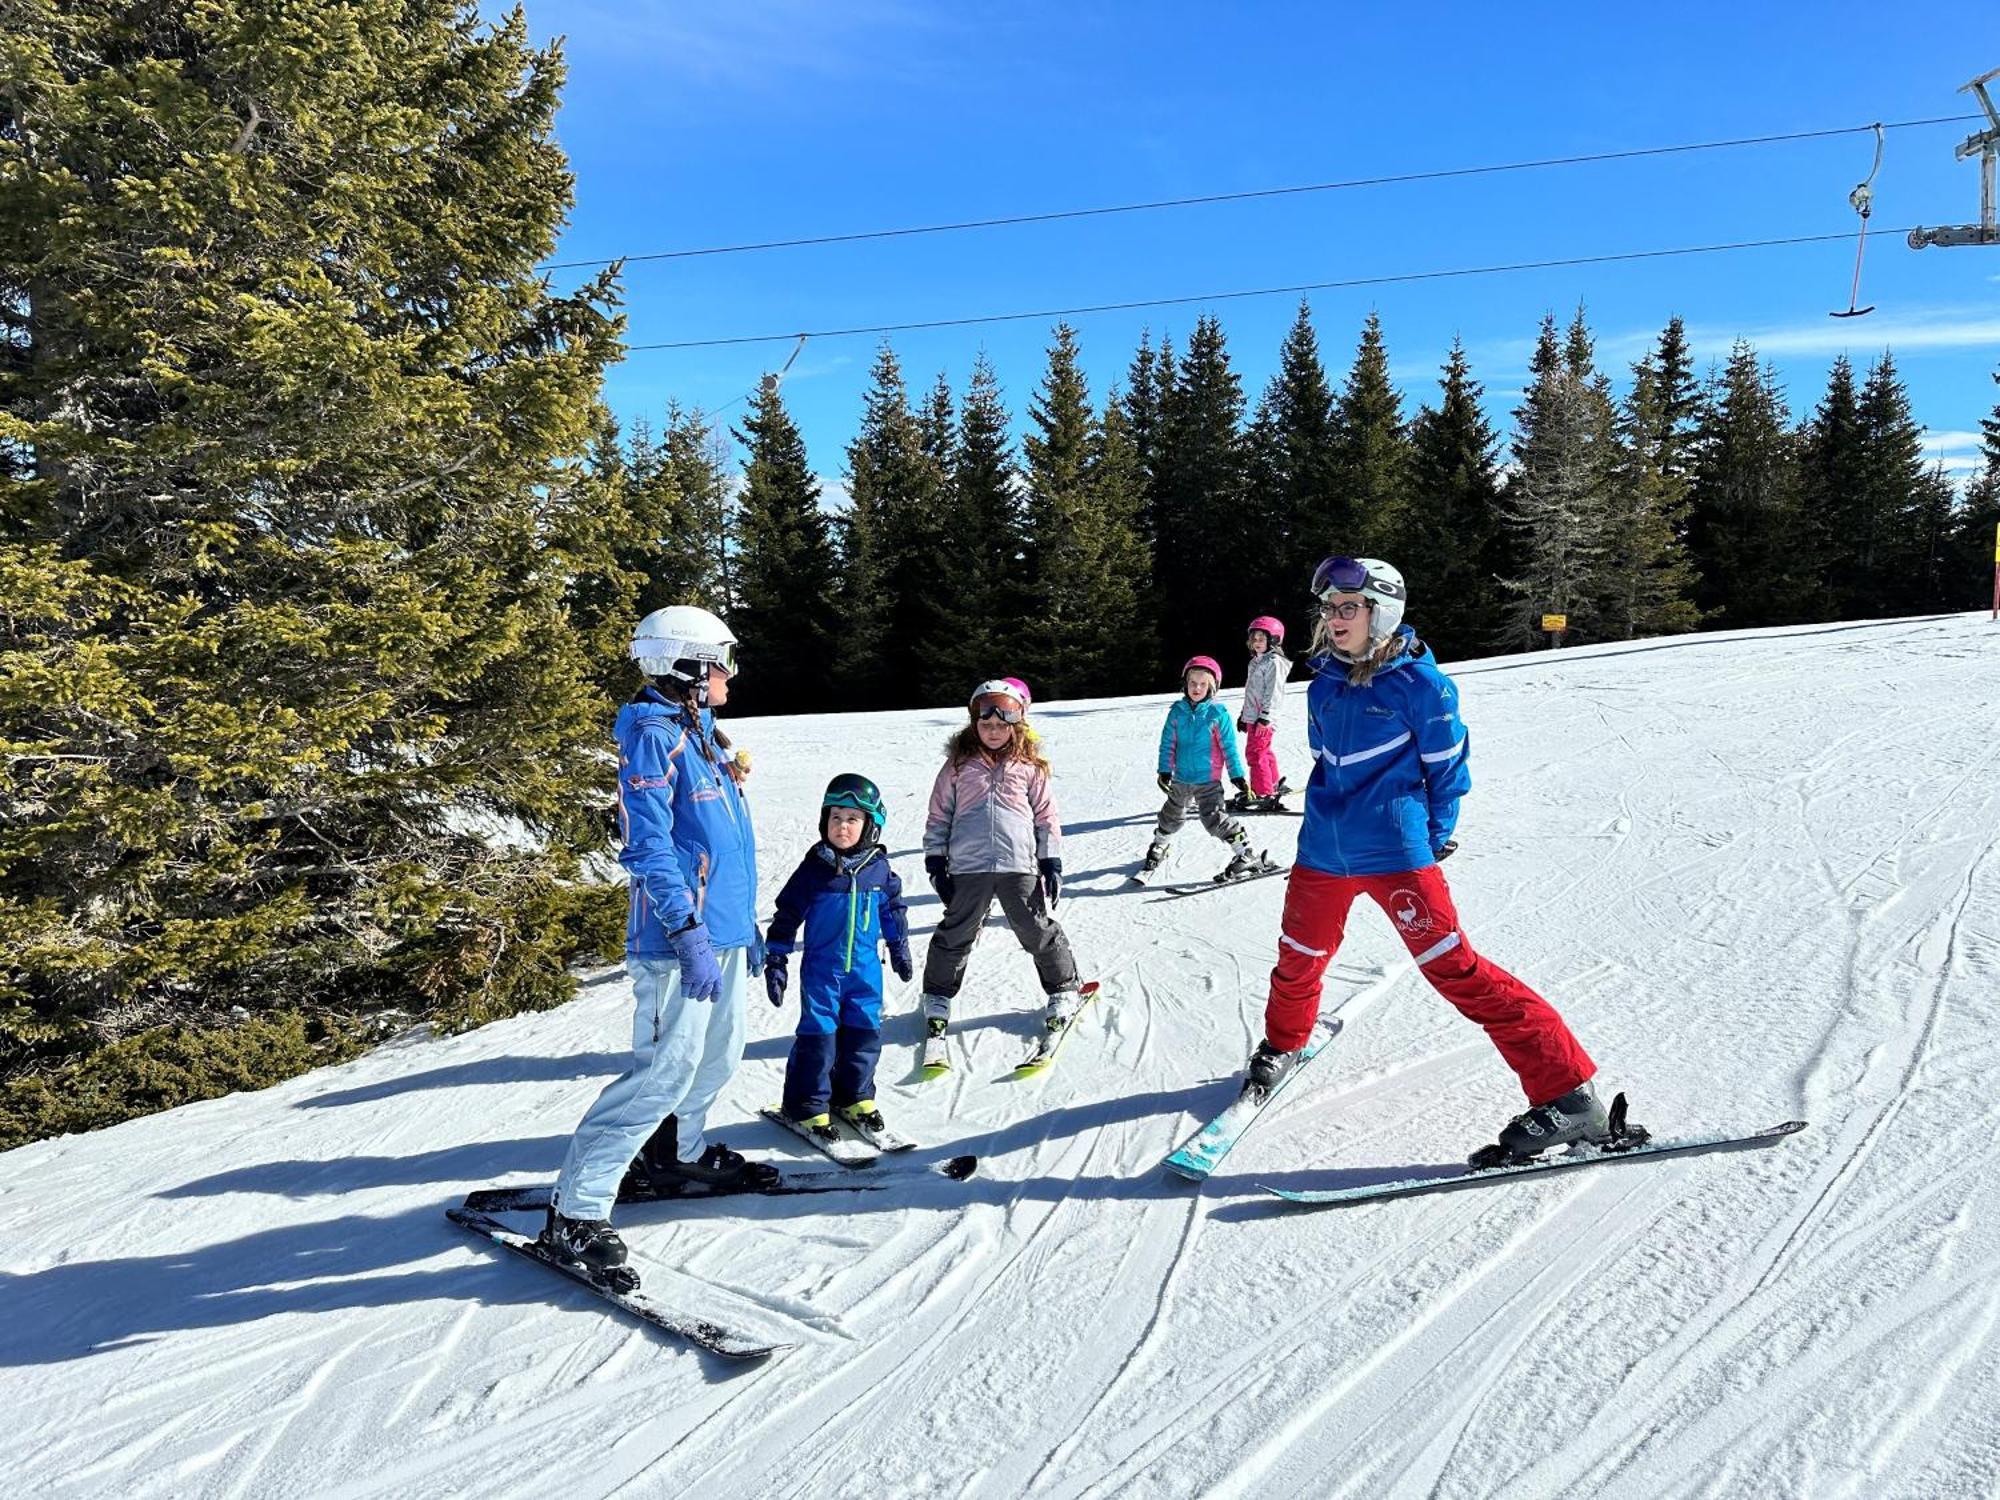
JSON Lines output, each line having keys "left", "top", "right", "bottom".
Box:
{"left": 1000, "top": 676, "right": 1032, "bottom": 708}
{"left": 1247, "top": 615, "right": 1285, "bottom": 646}
{"left": 969, "top": 677, "right": 1029, "bottom": 713}
{"left": 1181, "top": 655, "right": 1223, "bottom": 685}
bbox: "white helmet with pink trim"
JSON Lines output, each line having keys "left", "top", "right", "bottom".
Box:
{"left": 969, "top": 677, "right": 1029, "bottom": 722}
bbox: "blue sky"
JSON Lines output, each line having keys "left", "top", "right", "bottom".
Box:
{"left": 510, "top": 1, "right": 2000, "bottom": 494}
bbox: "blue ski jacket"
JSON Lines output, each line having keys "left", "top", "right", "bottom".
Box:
{"left": 616, "top": 687, "right": 759, "bottom": 956}
{"left": 764, "top": 843, "right": 909, "bottom": 998}
{"left": 1295, "top": 628, "right": 1471, "bottom": 877}
{"left": 1158, "top": 696, "right": 1248, "bottom": 784}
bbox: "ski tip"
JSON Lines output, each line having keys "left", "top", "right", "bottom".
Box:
{"left": 1161, "top": 1159, "right": 1209, "bottom": 1182}
{"left": 942, "top": 1154, "right": 979, "bottom": 1180}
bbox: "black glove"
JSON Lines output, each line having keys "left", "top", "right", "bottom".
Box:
{"left": 1236, "top": 719, "right": 1250, "bottom": 733}
{"left": 1231, "top": 776, "right": 1251, "bottom": 796}
{"left": 1434, "top": 839, "right": 1458, "bottom": 863}
{"left": 886, "top": 938, "right": 913, "bottom": 982}
{"left": 763, "top": 950, "right": 789, "bottom": 1007}
{"left": 924, "top": 853, "right": 954, "bottom": 906}
{"left": 1157, "top": 771, "right": 1173, "bottom": 793}
{"left": 1038, "top": 856, "right": 1062, "bottom": 908}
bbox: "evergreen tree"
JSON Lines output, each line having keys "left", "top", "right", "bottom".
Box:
{"left": 1908, "top": 461, "right": 1963, "bottom": 611}
{"left": 1020, "top": 326, "right": 1147, "bottom": 696}
{"left": 1251, "top": 301, "right": 1340, "bottom": 605}
{"left": 1151, "top": 316, "right": 1248, "bottom": 670}
{"left": 837, "top": 345, "right": 946, "bottom": 705}
{"left": 1945, "top": 369, "right": 2000, "bottom": 609}
{"left": 937, "top": 352, "right": 1024, "bottom": 698}
{"left": 1, "top": 0, "right": 627, "bottom": 1142}
{"left": 1406, "top": 338, "right": 1506, "bottom": 659}
{"left": 1687, "top": 343, "right": 1804, "bottom": 627}
{"left": 1334, "top": 311, "right": 1415, "bottom": 559}
{"left": 1601, "top": 318, "right": 1701, "bottom": 640}
{"left": 732, "top": 375, "right": 840, "bottom": 712}
{"left": 1851, "top": 354, "right": 1929, "bottom": 605}
{"left": 1500, "top": 315, "right": 1620, "bottom": 646}
{"left": 1797, "top": 356, "right": 1865, "bottom": 620}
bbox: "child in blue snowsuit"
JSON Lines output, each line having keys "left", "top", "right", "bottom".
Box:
{"left": 764, "top": 774, "right": 912, "bottom": 1148}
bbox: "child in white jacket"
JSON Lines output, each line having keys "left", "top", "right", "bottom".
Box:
{"left": 1233, "top": 614, "right": 1294, "bottom": 812}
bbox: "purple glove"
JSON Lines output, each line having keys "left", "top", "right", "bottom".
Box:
{"left": 670, "top": 921, "right": 722, "bottom": 1002}
{"left": 763, "top": 950, "right": 789, "bottom": 1007}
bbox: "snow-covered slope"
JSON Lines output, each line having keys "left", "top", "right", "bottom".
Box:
{"left": 6, "top": 614, "right": 1999, "bottom": 1500}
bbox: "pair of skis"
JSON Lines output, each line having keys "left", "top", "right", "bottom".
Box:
{"left": 447, "top": 1153, "right": 978, "bottom": 1359}
{"left": 919, "top": 979, "right": 1103, "bottom": 1081}
{"left": 1162, "top": 1022, "right": 1806, "bottom": 1206}
{"left": 760, "top": 1105, "right": 918, "bottom": 1165}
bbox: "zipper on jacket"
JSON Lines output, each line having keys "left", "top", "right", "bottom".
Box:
{"left": 844, "top": 878, "right": 857, "bottom": 972}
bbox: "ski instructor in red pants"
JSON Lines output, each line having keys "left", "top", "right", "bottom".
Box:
{"left": 1246, "top": 556, "right": 1608, "bottom": 1164}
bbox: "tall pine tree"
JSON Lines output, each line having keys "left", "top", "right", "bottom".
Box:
{"left": 733, "top": 375, "right": 840, "bottom": 712}
{"left": 1151, "top": 316, "right": 1248, "bottom": 670}
{"left": 936, "top": 353, "right": 1024, "bottom": 699}
{"left": 1851, "top": 354, "right": 1929, "bottom": 606}
{"left": 1020, "top": 326, "right": 1148, "bottom": 696}
{"left": 1406, "top": 338, "right": 1506, "bottom": 659}
{"left": 1687, "top": 343, "right": 1804, "bottom": 627}
{"left": 1248, "top": 300, "right": 1339, "bottom": 611}
{"left": 1333, "top": 311, "right": 1415, "bottom": 559}
{"left": 1797, "top": 356, "right": 1865, "bottom": 620}
{"left": 1500, "top": 315, "right": 1619, "bottom": 645}
{"left": 1602, "top": 318, "right": 1701, "bottom": 640}
{"left": 1, "top": 0, "right": 627, "bottom": 1142}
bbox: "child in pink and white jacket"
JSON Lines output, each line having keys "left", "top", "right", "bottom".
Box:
{"left": 1141, "top": 656, "right": 1260, "bottom": 881}
{"left": 920, "top": 678, "right": 1081, "bottom": 1037}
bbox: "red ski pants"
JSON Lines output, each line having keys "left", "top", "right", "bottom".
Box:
{"left": 1265, "top": 864, "right": 1594, "bottom": 1105}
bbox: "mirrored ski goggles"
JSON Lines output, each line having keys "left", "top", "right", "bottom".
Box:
{"left": 1311, "top": 555, "right": 1371, "bottom": 600}
{"left": 974, "top": 698, "right": 1026, "bottom": 724}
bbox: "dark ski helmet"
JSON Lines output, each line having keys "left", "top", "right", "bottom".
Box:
{"left": 821, "top": 773, "right": 887, "bottom": 846}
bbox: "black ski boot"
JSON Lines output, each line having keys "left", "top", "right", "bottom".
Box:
{"left": 1217, "top": 836, "right": 1264, "bottom": 882}
{"left": 620, "top": 1114, "right": 686, "bottom": 1201}
{"left": 540, "top": 1209, "right": 633, "bottom": 1287}
{"left": 662, "top": 1139, "right": 782, "bottom": 1191}
{"left": 1469, "top": 1081, "right": 1613, "bottom": 1168}
{"left": 1226, "top": 789, "right": 1255, "bottom": 813}
{"left": 1139, "top": 838, "right": 1169, "bottom": 876}
{"left": 1245, "top": 1039, "right": 1306, "bottom": 1098}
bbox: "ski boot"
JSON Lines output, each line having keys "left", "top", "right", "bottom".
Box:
{"left": 836, "top": 1100, "right": 895, "bottom": 1146}
{"left": 919, "top": 1001, "right": 953, "bottom": 1076}
{"left": 540, "top": 1209, "right": 636, "bottom": 1289}
{"left": 620, "top": 1113, "right": 685, "bottom": 1201}
{"left": 659, "top": 1139, "right": 783, "bottom": 1191}
{"left": 1245, "top": 1039, "right": 1306, "bottom": 1099}
{"left": 1217, "top": 835, "right": 1265, "bottom": 882}
{"left": 1043, "top": 987, "right": 1084, "bottom": 1032}
{"left": 1226, "top": 789, "right": 1255, "bottom": 813}
{"left": 1468, "top": 1080, "right": 1613, "bottom": 1168}
{"left": 1138, "top": 838, "right": 1169, "bottom": 877}
{"left": 791, "top": 1111, "right": 846, "bottom": 1148}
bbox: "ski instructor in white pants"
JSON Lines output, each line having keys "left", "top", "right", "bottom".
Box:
{"left": 543, "top": 606, "right": 775, "bottom": 1280}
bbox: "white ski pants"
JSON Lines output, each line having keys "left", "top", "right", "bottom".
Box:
{"left": 552, "top": 948, "right": 748, "bottom": 1220}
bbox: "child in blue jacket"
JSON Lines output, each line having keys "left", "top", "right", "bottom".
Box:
{"left": 1143, "top": 655, "right": 1259, "bottom": 881}
{"left": 764, "top": 774, "right": 912, "bottom": 1146}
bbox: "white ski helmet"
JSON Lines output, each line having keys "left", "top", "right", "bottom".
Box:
{"left": 1311, "top": 555, "right": 1407, "bottom": 644}
{"left": 630, "top": 605, "right": 738, "bottom": 688}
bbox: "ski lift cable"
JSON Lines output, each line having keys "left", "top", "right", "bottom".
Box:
{"left": 622, "top": 228, "right": 1915, "bottom": 352}
{"left": 543, "top": 114, "right": 1983, "bottom": 273}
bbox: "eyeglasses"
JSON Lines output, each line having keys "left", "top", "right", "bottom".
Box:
{"left": 1320, "top": 598, "right": 1371, "bottom": 621}
{"left": 975, "top": 701, "right": 1025, "bottom": 724}
{"left": 1311, "top": 555, "right": 1371, "bottom": 600}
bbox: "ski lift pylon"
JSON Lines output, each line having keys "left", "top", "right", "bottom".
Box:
{"left": 1908, "top": 67, "right": 2000, "bottom": 249}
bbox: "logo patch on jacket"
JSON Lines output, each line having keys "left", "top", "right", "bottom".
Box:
{"left": 1363, "top": 705, "right": 1395, "bottom": 718}
{"left": 627, "top": 773, "right": 672, "bottom": 790}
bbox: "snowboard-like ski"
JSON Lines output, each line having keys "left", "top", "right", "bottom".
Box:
{"left": 1150, "top": 858, "right": 1286, "bottom": 901}
{"left": 1011, "top": 980, "right": 1103, "bottom": 1077}
{"left": 446, "top": 1205, "right": 796, "bottom": 1359}
{"left": 459, "top": 1154, "right": 979, "bottom": 1217}
{"left": 1162, "top": 1018, "right": 1343, "bottom": 1180}
{"left": 1261, "top": 1114, "right": 1808, "bottom": 1208}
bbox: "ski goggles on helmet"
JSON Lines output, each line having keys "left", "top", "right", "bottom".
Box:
{"left": 1311, "top": 555, "right": 1372, "bottom": 601}
{"left": 821, "top": 774, "right": 887, "bottom": 837}
{"left": 975, "top": 699, "right": 1026, "bottom": 724}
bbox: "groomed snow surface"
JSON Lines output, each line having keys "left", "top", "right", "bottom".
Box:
{"left": 5, "top": 614, "right": 1998, "bottom": 1499}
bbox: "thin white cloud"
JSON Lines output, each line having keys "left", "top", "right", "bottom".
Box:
{"left": 1920, "top": 429, "right": 1990, "bottom": 473}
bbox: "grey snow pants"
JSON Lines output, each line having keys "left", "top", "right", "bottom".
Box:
{"left": 1155, "top": 779, "right": 1242, "bottom": 844}
{"left": 921, "top": 870, "right": 1078, "bottom": 1012}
